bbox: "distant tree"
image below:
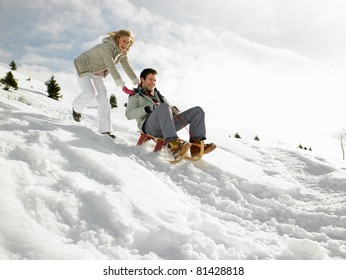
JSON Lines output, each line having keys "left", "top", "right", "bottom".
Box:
{"left": 339, "top": 128, "right": 346, "bottom": 160}
{"left": 45, "top": 75, "right": 61, "bottom": 100}
{"left": 254, "top": 135, "right": 260, "bottom": 141}
{"left": 110, "top": 94, "right": 117, "bottom": 108}
{"left": 9, "top": 60, "right": 17, "bottom": 71}
{"left": 234, "top": 133, "right": 241, "bottom": 139}
{"left": 0, "top": 71, "right": 18, "bottom": 90}
{"left": 298, "top": 143, "right": 312, "bottom": 152}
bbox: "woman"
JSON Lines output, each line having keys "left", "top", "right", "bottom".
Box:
{"left": 72, "top": 30, "right": 139, "bottom": 138}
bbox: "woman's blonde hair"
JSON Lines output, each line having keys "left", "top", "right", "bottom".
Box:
{"left": 108, "top": 29, "right": 134, "bottom": 51}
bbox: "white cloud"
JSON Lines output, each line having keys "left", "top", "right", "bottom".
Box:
{"left": 20, "top": 52, "right": 73, "bottom": 73}
{"left": 131, "top": 0, "right": 346, "bottom": 60}
{"left": 23, "top": 43, "right": 74, "bottom": 53}
{"left": 0, "top": 46, "right": 12, "bottom": 60}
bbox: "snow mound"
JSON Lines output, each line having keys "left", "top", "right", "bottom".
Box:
{"left": 1, "top": 65, "right": 346, "bottom": 260}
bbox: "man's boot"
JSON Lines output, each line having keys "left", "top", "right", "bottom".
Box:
{"left": 190, "top": 140, "right": 217, "bottom": 158}
{"left": 168, "top": 139, "right": 190, "bottom": 159}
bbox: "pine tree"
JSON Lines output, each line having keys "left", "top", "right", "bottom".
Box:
{"left": 45, "top": 75, "right": 61, "bottom": 100}
{"left": 254, "top": 135, "right": 260, "bottom": 141}
{"left": 110, "top": 94, "right": 117, "bottom": 108}
{"left": 234, "top": 133, "right": 241, "bottom": 139}
{"left": 9, "top": 60, "right": 17, "bottom": 71}
{"left": 0, "top": 71, "right": 18, "bottom": 90}
{"left": 339, "top": 128, "right": 346, "bottom": 160}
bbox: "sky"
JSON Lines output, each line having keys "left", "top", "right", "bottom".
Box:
{"left": 1, "top": 0, "right": 346, "bottom": 154}
{"left": 2, "top": 0, "right": 346, "bottom": 64}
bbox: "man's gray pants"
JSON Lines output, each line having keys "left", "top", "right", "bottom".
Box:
{"left": 142, "top": 103, "right": 206, "bottom": 142}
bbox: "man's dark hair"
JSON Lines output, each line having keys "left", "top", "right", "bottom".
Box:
{"left": 140, "top": 68, "right": 157, "bottom": 80}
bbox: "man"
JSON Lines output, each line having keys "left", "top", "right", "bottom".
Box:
{"left": 125, "top": 68, "right": 216, "bottom": 160}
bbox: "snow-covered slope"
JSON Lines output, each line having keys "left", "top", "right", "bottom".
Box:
{"left": 1, "top": 65, "right": 346, "bottom": 260}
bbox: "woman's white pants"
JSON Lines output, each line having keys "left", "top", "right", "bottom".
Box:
{"left": 73, "top": 74, "right": 111, "bottom": 133}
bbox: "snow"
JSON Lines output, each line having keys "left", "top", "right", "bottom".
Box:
{"left": 1, "top": 64, "right": 346, "bottom": 261}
